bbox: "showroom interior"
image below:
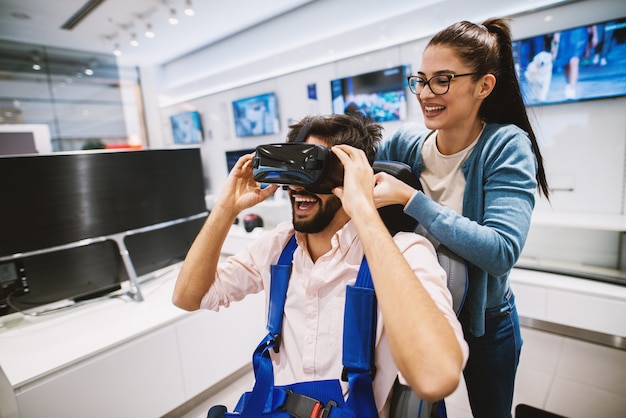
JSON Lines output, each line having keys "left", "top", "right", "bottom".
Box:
{"left": 0, "top": 0, "right": 625, "bottom": 417}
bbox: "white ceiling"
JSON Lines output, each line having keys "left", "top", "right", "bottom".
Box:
{"left": 0, "top": 0, "right": 318, "bottom": 66}
{"left": 0, "top": 0, "right": 573, "bottom": 68}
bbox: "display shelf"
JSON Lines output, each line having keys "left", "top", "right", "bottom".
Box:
{"left": 0, "top": 260, "right": 265, "bottom": 418}
{"left": 531, "top": 210, "right": 626, "bottom": 231}
{"left": 0, "top": 265, "right": 185, "bottom": 388}
{"left": 510, "top": 268, "right": 626, "bottom": 342}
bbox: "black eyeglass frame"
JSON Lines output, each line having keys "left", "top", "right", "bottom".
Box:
{"left": 407, "top": 72, "right": 481, "bottom": 95}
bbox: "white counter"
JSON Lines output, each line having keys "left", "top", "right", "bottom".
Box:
{"left": 0, "top": 257, "right": 265, "bottom": 417}
{"left": 510, "top": 267, "right": 626, "bottom": 339}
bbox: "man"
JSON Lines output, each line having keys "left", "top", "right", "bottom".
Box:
{"left": 173, "top": 114, "right": 468, "bottom": 417}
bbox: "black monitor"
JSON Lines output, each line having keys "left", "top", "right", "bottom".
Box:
{"left": 225, "top": 148, "right": 257, "bottom": 173}
{"left": 0, "top": 148, "right": 207, "bottom": 315}
{"left": 0, "top": 148, "right": 207, "bottom": 257}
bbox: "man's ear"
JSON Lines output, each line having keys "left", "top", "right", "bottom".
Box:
{"left": 476, "top": 73, "right": 496, "bottom": 99}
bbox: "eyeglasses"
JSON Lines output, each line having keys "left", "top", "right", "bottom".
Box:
{"left": 407, "top": 73, "right": 480, "bottom": 95}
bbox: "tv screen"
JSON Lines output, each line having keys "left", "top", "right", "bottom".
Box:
{"left": 232, "top": 93, "right": 280, "bottom": 137}
{"left": 331, "top": 65, "right": 410, "bottom": 122}
{"left": 513, "top": 17, "right": 626, "bottom": 106}
{"left": 0, "top": 124, "right": 52, "bottom": 155}
{"left": 0, "top": 148, "right": 207, "bottom": 258}
{"left": 225, "top": 148, "right": 257, "bottom": 172}
{"left": 1, "top": 240, "right": 128, "bottom": 315}
{"left": 170, "top": 111, "right": 204, "bottom": 144}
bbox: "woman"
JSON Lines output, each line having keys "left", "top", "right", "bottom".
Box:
{"left": 375, "top": 18, "right": 549, "bottom": 418}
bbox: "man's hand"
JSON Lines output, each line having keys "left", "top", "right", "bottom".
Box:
{"left": 214, "top": 153, "right": 279, "bottom": 217}
{"left": 330, "top": 144, "right": 379, "bottom": 226}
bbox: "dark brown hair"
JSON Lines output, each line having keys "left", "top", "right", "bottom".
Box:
{"left": 287, "top": 113, "right": 382, "bottom": 164}
{"left": 428, "top": 18, "right": 549, "bottom": 199}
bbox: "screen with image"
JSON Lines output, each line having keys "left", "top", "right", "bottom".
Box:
{"left": 232, "top": 93, "right": 280, "bottom": 137}
{"left": 331, "top": 65, "right": 410, "bottom": 122}
{"left": 225, "top": 148, "right": 257, "bottom": 173}
{"left": 170, "top": 111, "right": 204, "bottom": 144}
{"left": 513, "top": 17, "right": 626, "bottom": 106}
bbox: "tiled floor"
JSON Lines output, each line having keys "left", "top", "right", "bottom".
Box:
{"left": 175, "top": 326, "right": 626, "bottom": 418}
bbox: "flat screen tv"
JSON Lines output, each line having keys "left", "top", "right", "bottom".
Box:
{"left": 225, "top": 148, "right": 257, "bottom": 172}
{"left": 0, "top": 148, "right": 207, "bottom": 315}
{"left": 0, "top": 148, "right": 207, "bottom": 258}
{"left": 513, "top": 17, "right": 626, "bottom": 106}
{"left": 331, "top": 65, "right": 410, "bottom": 122}
{"left": 0, "top": 124, "right": 52, "bottom": 155}
{"left": 170, "top": 111, "right": 204, "bottom": 144}
{"left": 232, "top": 93, "right": 280, "bottom": 137}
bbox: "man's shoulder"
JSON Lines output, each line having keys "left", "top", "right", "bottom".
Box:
{"left": 392, "top": 230, "right": 437, "bottom": 254}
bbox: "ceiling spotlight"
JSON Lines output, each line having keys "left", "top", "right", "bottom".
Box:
{"left": 145, "top": 23, "right": 155, "bottom": 38}
{"left": 31, "top": 52, "right": 42, "bottom": 70}
{"left": 113, "top": 43, "right": 122, "bottom": 57}
{"left": 130, "top": 33, "right": 139, "bottom": 47}
{"left": 168, "top": 8, "right": 178, "bottom": 25}
{"left": 184, "top": 0, "right": 195, "bottom": 16}
{"left": 84, "top": 68, "right": 94, "bottom": 76}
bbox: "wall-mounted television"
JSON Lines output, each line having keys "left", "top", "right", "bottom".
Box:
{"left": 331, "top": 65, "right": 410, "bottom": 122}
{"left": 225, "top": 148, "right": 257, "bottom": 173}
{"left": 170, "top": 111, "right": 204, "bottom": 144}
{"left": 232, "top": 93, "right": 280, "bottom": 137}
{"left": 513, "top": 17, "right": 626, "bottom": 106}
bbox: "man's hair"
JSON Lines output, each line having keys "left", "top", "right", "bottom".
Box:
{"left": 286, "top": 114, "right": 382, "bottom": 164}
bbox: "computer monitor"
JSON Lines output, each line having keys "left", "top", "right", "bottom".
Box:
{"left": 225, "top": 148, "right": 257, "bottom": 173}
{"left": 0, "top": 124, "right": 52, "bottom": 155}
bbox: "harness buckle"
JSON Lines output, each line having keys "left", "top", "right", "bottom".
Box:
{"left": 282, "top": 390, "right": 337, "bottom": 418}
{"left": 273, "top": 333, "right": 282, "bottom": 353}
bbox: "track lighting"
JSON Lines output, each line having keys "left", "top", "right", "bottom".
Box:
{"left": 104, "top": 2, "right": 201, "bottom": 56}
{"left": 168, "top": 8, "right": 178, "bottom": 25}
{"left": 184, "top": 0, "right": 195, "bottom": 17}
{"left": 32, "top": 52, "right": 42, "bottom": 71}
{"left": 145, "top": 23, "right": 155, "bottom": 38}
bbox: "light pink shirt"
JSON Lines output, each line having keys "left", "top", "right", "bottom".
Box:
{"left": 201, "top": 221, "right": 468, "bottom": 416}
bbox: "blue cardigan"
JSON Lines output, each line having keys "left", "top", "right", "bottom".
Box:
{"left": 377, "top": 122, "right": 538, "bottom": 336}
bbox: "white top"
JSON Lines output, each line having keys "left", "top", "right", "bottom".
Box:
{"left": 420, "top": 128, "right": 482, "bottom": 214}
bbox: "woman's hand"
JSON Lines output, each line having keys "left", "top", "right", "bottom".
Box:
{"left": 214, "top": 153, "right": 279, "bottom": 216}
{"left": 373, "top": 171, "right": 417, "bottom": 208}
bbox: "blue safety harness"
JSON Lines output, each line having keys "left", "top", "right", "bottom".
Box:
{"left": 209, "top": 161, "right": 468, "bottom": 418}
{"left": 219, "top": 234, "right": 380, "bottom": 418}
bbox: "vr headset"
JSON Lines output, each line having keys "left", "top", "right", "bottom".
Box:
{"left": 252, "top": 142, "right": 343, "bottom": 194}
{"left": 252, "top": 122, "right": 344, "bottom": 194}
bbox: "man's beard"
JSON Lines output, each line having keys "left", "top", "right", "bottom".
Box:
{"left": 291, "top": 192, "right": 342, "bottom": 234}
